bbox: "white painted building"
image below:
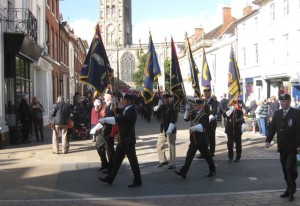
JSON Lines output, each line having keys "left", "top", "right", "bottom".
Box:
{"left": 236, "top": 0, "right": 300, "bottom": 105}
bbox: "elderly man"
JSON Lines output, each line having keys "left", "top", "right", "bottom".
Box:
{"left": 20, "top": 94, "right": 31, "bottom": 144}
{"left": 50, "top": 96, "right": 71, "bottom": 154}
{"left": 265, "top": 94, "right": 300, "bottom": 201}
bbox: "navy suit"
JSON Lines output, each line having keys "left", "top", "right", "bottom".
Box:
{"left": 266, "top": 107, "right": 300, "bottom": 194}
{"left": 104, "top": 105, "right": 141, "bottom": 184}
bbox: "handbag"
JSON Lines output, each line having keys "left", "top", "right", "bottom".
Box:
{"left": 109, "top": 124, "right": 118, "bottom": 138}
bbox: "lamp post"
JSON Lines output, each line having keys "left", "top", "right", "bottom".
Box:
{"left": 115, "top": 40, "right": 120, "bottom": 86}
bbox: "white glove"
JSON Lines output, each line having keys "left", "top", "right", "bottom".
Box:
{"left": 241, "top": 123, "right": 247, "bottom": 133}
{"left": 94, "top": 99, "right": 101, "bottom": 107}
{"left": 153, "top": 105, "right": 160, "bottom": 111}
{"left": 190, "top": 124, "right": 203, "bottom": 133}
{"left": 158, "top": 99, "right": 163, "bottom": 106}
{"left": 90, "top": 123, "right": 103, "bottom": 134}
{"left": 183, "top": 109, "right": 189, "bottom": 120}
{"left": 226, "top": 106, "right": 235, "bottom": 117}
{"left": 209, "top": 114, "right": 215, "bottom": 123}
{"left": 98, "top": 117, "right": 116, "bottom": 125}
{"left": 185, "top": 103, "right": 190, "bottom": 110}
{"left": 166, "top": 123, "right": 176, "bottom": 135}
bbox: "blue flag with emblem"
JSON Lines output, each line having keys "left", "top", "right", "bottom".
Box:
{"left": 201, "top": 47, "right": 212, "bottom": 91}
{"left": 141, "top": 34, "right": 161, "bottom": 104}
{"left": 228, "top": 46, "right": 241, "bottom": 105}
{"left": 170, "top": 37, "right": 185, "bottom": 109}
{"left": 79, "top": 24, "right": 113, "bottom": 95}
{"left": 186, "top": 35, "right": 201, "bottom": 98}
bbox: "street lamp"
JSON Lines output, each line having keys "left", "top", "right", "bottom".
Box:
{"left": 115, "top": 40, "right": 120, "bottom": 85}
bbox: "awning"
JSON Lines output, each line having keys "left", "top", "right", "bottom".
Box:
{"left": 4, "top": 32, "right": 43, "bottom": 62}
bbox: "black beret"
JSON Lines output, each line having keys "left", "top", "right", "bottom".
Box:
{"left": 203, "top": 88, "right": 211, "bottom": 93}
{"left": 123, "top": 94, "right": 134, "bottom": 100}
{"left": 163, "top": 93, "right": 172, "bottom": 98}
{"left": 193, "top": 99, "right": 204, "bottom": 104}
{"left": 279, "top": 93, "right": 291, "bottom": 100}
{"left": 105, "top": 89, "right": 112, "bottom": 95}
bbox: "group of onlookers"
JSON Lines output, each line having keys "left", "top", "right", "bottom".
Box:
{"left": 19, "top": 94, "right": 45, "bottom": 144}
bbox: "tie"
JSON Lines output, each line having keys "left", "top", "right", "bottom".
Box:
{"left": 283, "top": 110, "right": 287, "bottom": 117}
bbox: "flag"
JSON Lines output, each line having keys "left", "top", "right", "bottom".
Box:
{"left": 186, "top": 35, "right": 201, "bottom": 98}
{"left": 201, "top": 47, "right": 212, "bottom": 90}
{"left": 79, "top": 24, "right": 113, "bottom": 95}
{"left": 228, "top": 46, "right": 241, "bottom": 105}
{"left": 170, "top": 37, "right": 185, "bottom": 109}
{"left": 141, "top": 34, "right": 161, "bottom": 104}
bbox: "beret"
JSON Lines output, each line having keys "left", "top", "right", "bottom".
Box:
{"left": 203, "top": 88, "right": 211, "bottom": 93}
{"left": 123, "top": 94, "right": 134, "bottom": 100}
{"left": 163, "top": 93, "right": 172, "bottom": 98}
{"left": 193, "top": 99, "right": 204, "bottom": 104}
{"left": 279, "top": 93, "right": 291, "bottom": 100}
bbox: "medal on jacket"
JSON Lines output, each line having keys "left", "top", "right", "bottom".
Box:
{"left": 288, "top": 119, "right": 292, "bottom": 128}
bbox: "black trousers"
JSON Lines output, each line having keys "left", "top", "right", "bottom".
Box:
{"left": 227, "top": 134, "right": 242, "bottom": 160}
{"left": 106, "top": 143, "right": 141, "bottom": 183}
{"left": 280, "top": 152, "right": 298, "bottom": 194}
{"left": 208, "top": 121, "right": 217, "bottom": 156}
{"left": 33, "top": 118, "right": 44, "bottom": 140}
{"left": 21, "top": 121, "right": 31, "bottom": 142}
{"left": 180, "top": 135, "right": 215, "bottom": 176}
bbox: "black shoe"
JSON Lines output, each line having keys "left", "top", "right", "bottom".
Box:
{"left": 98, "top": 166, "right": 108, "bottom": 171}
{"left": 196, "top": 155, "right": 204, "bottom": 159}
{"left": 174, "top": 170, "right": 186, "bottom": 179}
{"left": 99, "top": 177, "right": 112, "bottom": 185}
{"left": 280, "top": 191, "right": 289, "bottom": 198}
{"left": 102, "top": 169, "right": 110, "bottom": 174}
{"left": 128, "top": 181, "right": 142, "bottom": 188}
{"left": 167, "top": 164, "right": 176, "bottom": 169}
{"left": 234, "top": 159, "right": 240, "bottom": 162}
{"left": 157, "top": 161, "right": 168, "bottom": 168}
{"left": 288, "top": 194, "right": 295, "bottom": 201}
{"left": 207, "top": 170, "right": 216, "bottom": 177}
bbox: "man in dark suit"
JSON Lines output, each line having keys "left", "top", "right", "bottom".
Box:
{"left": 197, "top": 88, "right": 219, "bottom": 158}
{"left": 153, "top": 93, "right": 178, "bottom": 169}
{"left": 175, "top": 99, "right": 216, "bottom": 179}
{"left": 265, "top": 93, "right": 300, "bottom": 201}
{"left": 20, "top": 94, "right": 31, "bottom": 144}
{"left": 98, "top": 94, "right": 142, "bottom": 187}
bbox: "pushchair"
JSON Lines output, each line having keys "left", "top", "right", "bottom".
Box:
{"left": 70, "top": 105, "right": 90, "bottom": 140}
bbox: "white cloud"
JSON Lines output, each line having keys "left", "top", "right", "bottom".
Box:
{"left": 69, "top": 19, "right": 97, "bottom": 45}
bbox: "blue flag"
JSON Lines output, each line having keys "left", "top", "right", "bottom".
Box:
{"left": 141, "top": 34, "right": 161, "bottom": 104}
{"left": 171, "top": 37, "right": 185, "bottom": 109}
{"left": 201, "top": 47, "right": 212, "bottom": 90}
{"left": 186, "top": 35, "right": 201, "bottom": 98}
{"left": 79, "top": 25, "right": 113, "bottom": 95}
{"left": 228, "top": 46, "right": 241, "bottom": 105}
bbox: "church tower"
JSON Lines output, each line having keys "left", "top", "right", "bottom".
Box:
{"left": 99, "top": 0, "right": 132, "bottom": 48}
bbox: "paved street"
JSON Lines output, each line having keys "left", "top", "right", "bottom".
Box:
{"left": 0, "top": 112, "right": 299, "bottom": 205}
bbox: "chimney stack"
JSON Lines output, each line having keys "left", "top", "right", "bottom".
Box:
{"left": 194, "top": 27, "right": 204, "bottom": 41}
{"left": 223, "top": 7, "right": 232, "bottom": 26}
{"left": 243, "top": 5, "right": 253, "bottom": 16}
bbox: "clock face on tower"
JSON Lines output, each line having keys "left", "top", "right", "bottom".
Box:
{"left": 107, "top": 25, "right": 115, "bottom": 33}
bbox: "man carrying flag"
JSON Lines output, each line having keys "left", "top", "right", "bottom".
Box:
{"left": 186, "top": 34, "right": 201, "bottom": 98}
{"left": 79, "top": 24, "right": 113, "bottom": 95}
{"left": 141, "top": 33, "right": 161, "bottom": 104}
{"left": 200, "top": 47, "right": 219, "bottom": 158}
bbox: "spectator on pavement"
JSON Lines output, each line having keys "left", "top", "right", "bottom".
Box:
{"left": 20, "top": 93, "right": 31, "bottom": 144}
{"left": 30, "top": 96, "right": 44, "bottom": 142}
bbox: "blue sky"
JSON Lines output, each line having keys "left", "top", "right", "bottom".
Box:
{"left": 60, "top": 0, "right": 252, "bottom": 44}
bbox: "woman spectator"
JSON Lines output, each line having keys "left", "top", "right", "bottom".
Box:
{"left": 30, "top": 96, "right": 44, "bottom": 142}
{"left": 258, "top": 99, "right": 269, "bottom": 137}
{"left": 254, "top": 100, "right": 262, "bottom": 135}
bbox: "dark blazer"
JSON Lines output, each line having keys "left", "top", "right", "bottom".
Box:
{"left": 185, "top": 110, "right": 209, "bottom": 140}
{"left": 224, "top": 109, "right": 245, "bottom": 136}
{"left": 204, "top": 97, "right": 219, "bottom": 129}
{"left": 20, "top": 99, "right": 31, "bottom": 123}
{"left": 266, "top": 107, "right": 300, "bottom": 153}
{"left": 157, "top": 104, "right": 178, "bottom": 134}
{"left": 103, "top": 103, "right": 115, "bottom": 136}
{"left": 115, "top": 105, "right": 137, "bottom": 144}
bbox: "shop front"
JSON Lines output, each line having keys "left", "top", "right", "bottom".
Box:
{"left": 4, "top": 33, "right": 42, "bottom": 144}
